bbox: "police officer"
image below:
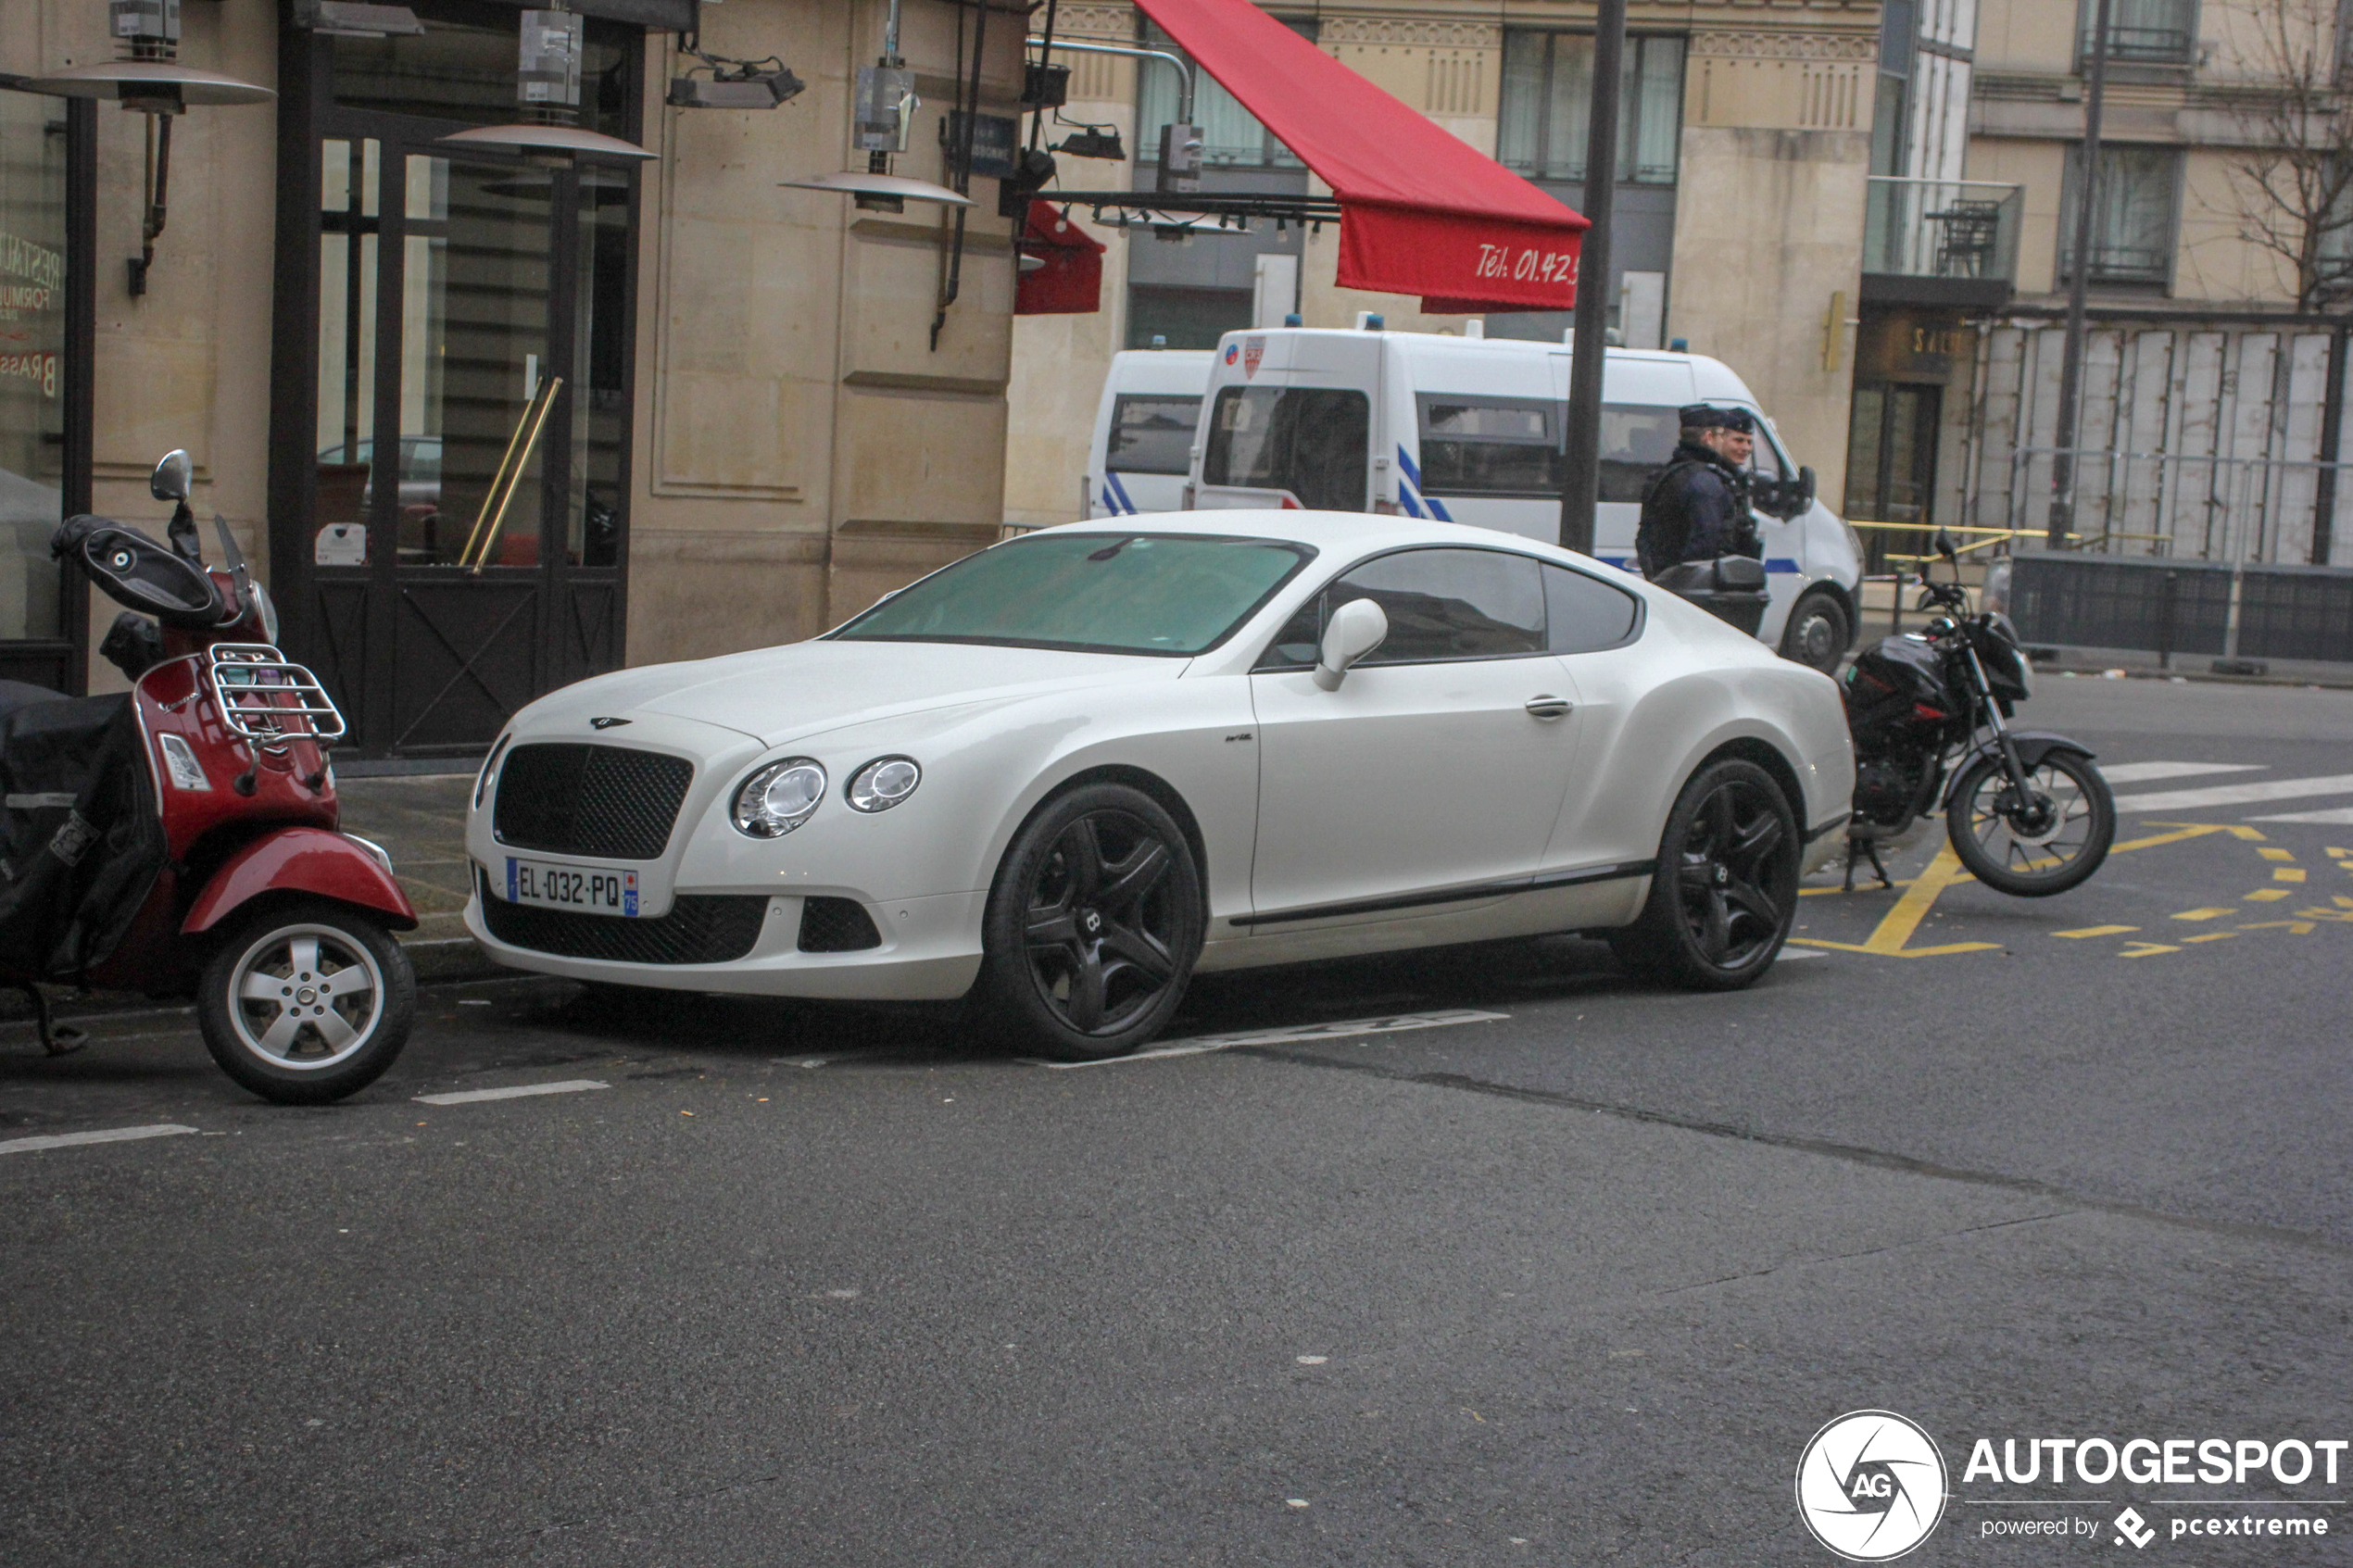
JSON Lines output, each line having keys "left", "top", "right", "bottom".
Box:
{"left": 1635, "top": 405, "right": 1762, "bottom": 579}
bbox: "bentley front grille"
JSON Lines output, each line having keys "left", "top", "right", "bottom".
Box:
{"left": 492, "top": 743, "right": 694, "bottom": 861}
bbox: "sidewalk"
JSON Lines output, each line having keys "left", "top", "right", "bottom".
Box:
{"left": 336, "top": 771, "right": 491, "bottom": 980}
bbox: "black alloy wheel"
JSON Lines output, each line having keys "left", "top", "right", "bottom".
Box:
{"left": 1779, "top": 589, "right": 1852, "bottom": 674}
{"left": 1609, "top": 759, "right": 1800, "bottom": 990}
{"left": 978, "top": 782, "right": 1204, "bottom": 1060}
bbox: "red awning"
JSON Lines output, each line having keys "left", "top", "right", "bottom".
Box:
{"left": 1015, "top": 199, "right": 1107, "bottom": 315}
{"left": 1132, "top": 0, "right": 1589, "bottom": 313}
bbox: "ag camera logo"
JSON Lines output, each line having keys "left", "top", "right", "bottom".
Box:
{"left": 1796, "top": 1411, "right": 1949, "bottom": 1561}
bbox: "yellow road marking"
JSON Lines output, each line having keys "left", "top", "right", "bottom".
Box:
{"left": 2337, "top": 896, "right": 2353, "bottom": 909}
{"left": 2171, "top": 908, "right": 2235, "bottom": 921}
{"left": 2244, "top": 889, "right": 2291, "bottom": 902}
{"left": 2056, "top": 924, "right": 2138, "bottom": 938}
{"left": 1786, "top": 846, "right": 2001, "bottom": 959}
{"left": 2274, "top": 868, "right": 2307, "bottom": 883}
{"left": 2243, "top": 921, "right": 2317, "bottom": 935}
{"left": 2182, "top": 932, "right": 2237, "bottom": 944}
{"left": 2295, "top": 906, "right": 2353, "bottom": 922}
{"left": 2119, "top": 941, "right": 2181, "bottom": 958}
{"left": 2259, "top": 847, "right": 2296, "bottom": 861}
{"left": 2145, "top": 821, "right": 2269, "bottom": 841}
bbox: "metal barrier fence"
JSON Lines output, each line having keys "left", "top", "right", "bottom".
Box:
{"left": 2008, "top": 550, "right": 2353, "bottom": 665}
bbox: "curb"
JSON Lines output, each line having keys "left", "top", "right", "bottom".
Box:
{"left": 0, "top": 935, "right": 510, "bottom": 1029}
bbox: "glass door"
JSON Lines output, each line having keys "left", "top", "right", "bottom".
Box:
{"left": 305, "top": 132, "right": 633, "bottom": 755}
{"left": 287, "top": 4, "right": 640, "bottom": 758}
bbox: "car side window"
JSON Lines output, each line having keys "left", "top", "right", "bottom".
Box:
{"left": 1259, "top": 548, "right": 1547, "bottom": 670}
{"left": 1543, "top": 563, "right": 1642, "bottom": 655}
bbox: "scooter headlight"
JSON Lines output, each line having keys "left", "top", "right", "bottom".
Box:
{"left": 733, "top": 758, "right": 826, "bottom": 838}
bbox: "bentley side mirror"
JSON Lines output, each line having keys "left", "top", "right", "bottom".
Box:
{"left": 1314, "top": 597, "right": 1388, "bottom": 691}
{"left": 150, "top": 449, "right": 193, "bottom": 502}
{"left": 1798, "top": 465, "right": 1818, "bottom": 509}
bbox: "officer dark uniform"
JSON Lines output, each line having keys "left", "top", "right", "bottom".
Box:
{"left": 1635, "top": 405, "right": 1761, "bottom": 579}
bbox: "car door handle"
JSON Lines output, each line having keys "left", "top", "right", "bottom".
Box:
{"left": 1525, "top": 695, "right": 1572, "bottom": 721}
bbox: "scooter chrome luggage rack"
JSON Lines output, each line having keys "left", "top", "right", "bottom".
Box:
{"left": 204, "top": 644, "right": 348, "bottom": 746}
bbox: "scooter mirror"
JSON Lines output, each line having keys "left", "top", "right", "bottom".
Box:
{"left": 150, "top": 449, "right": 193, "bottom": 503}
{"left": 1933, "top": 527, "right": 1959, "bottom": 562}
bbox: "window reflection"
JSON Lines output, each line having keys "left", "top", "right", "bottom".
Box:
{"left": 0, "top": 88, "right": 68, "bottom": 641}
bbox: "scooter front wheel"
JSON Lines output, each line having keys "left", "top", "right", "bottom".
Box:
{"left": 198, "top": 899, "right": 416, "bottom": 1104}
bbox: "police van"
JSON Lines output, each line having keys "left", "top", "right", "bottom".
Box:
{"left": 1082, "top": 347, "right": 1214, "bottom": 521}
{"left": 1085, "top": 326, "right": 1865, "bottom": 671}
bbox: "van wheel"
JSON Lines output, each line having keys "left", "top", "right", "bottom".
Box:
{"left": 1779, "top": 590, "right": 1851, "bottom": 673}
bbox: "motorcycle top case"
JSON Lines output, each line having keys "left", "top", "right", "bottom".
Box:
{"left": 0, "top": 690, "right": 169, "bottom": 982}
{"left": 1842, "top": 634, "right": 1948, "bottom": 745}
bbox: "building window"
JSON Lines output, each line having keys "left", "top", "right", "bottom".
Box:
{"left": 0, "top": 88, "right": 70, "bottom": 646}
{"left": 2079, "top": 0, "right": 2196, "bottom": 66}
{"left": 1497, "top": 31, "right": 1686, "bottom": 185}
{"left": 2059, "top": 144, "right": 2179, "bottom": 286}
{"left": 1137, "top": 20, "right": 1310, "bottom": 168}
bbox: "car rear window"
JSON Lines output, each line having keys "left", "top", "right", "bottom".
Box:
{"left": 1106, "top": 395, "right": 1199, "bottom": 476}
{"left": 1202, "top": 386, "right": 1369, "bottom": 511}
{"left": 833, "top": 532, "right": 1315, "bottom": 658}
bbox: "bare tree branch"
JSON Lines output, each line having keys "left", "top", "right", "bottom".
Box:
{"left": 2210, "top": 0, "right": 2353, "bottom": 310}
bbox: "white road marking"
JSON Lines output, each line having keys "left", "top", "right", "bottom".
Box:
{"left": 2247, "top": 805, "right": 2353, "bottom": 824}
{"left": 1777, "top": 947, "right": 1826, "bottom": 960}
{"left": 413, "top": 1079, "right": 609, "bottom": 1105}
{"left": 2096, "top": 760, "right": 2269, "bottom": 785}
{"left": 1027, "top": 1009, "right": 1508, "bottom": 1069}
{"left": 2110, "top": 774, "right": 2353, "bottom": 813}
{"left": 0, "top": 1123, "right": 198, "bottom": 1156}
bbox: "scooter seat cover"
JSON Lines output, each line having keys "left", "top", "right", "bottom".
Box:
{"left": 0, "top": 694, "right": 168, "bottom": 982}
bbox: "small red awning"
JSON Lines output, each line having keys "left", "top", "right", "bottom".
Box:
{"left": 1133, "top": 0, "right": 1589, "bottom": 313}
{"left": 1015, "top": 199, "right": 1108, "bottom": 315}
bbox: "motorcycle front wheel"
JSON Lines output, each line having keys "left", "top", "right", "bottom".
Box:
{"left": 1945, "top": 749, "right": 2114, "bottom": 897}
{"left": 197, "top": 899, "right": 417, "bottom": 1104}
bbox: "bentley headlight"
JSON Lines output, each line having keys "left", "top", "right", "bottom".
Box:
{"left": 847, "top": 756, "right": 921, "bottom": 813}
{"left": 733, "top": 758, "right": 826, "bottom": 837}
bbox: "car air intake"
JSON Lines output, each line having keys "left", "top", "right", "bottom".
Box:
{"left": 478, "top": 872, "right": 767, "bottom": 964}
{"left": 493, "top": 743, "right": 693, "bottom": 860}
{"left": 798, "top": 897, "right": 881, "bottom": 952}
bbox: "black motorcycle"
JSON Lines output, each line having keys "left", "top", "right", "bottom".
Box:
{"left": 1841, "top": 532, "right": 2114, "bottom": 896}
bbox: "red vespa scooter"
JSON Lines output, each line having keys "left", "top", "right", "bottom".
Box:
{"left": 2, "top": 450, "right": 418, "bottom": 1104}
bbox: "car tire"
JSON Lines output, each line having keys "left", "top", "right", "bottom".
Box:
{"left": 976, "top": 782, "right": 1204, "bottom": 1061}
{"left": 1778, "top": 589, "right": 1852, "bottom": 674}
{"left": 197, "top": 898, "right": 417, "bottom": 1104}
{"left": 1606, "top": 759, "right": 1800, "bottom": 991}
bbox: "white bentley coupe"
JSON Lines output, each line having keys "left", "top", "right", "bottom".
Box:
{"left": 465, "top": 514, "right": 1854, "bottom": 1060}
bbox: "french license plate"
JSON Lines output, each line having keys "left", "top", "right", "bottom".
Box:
{"left": 503, "top": 857, "right": 638, "bottom": 917}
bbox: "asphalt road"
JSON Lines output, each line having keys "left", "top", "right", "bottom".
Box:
{"left": 5, "top": 676, "right": 2352, "bottom": 1566}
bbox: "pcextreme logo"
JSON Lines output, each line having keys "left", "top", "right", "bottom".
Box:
{"left": 1796, "top": 1411, "right": 1950, "bottom": 1562}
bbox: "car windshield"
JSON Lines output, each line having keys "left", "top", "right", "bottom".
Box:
{"left": 832, "top": 532, "right": 1315, "bottom": 657}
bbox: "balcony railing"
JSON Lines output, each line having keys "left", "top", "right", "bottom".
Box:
{"left": 1863, "top": 177, "right": 2023, "bottom": 283}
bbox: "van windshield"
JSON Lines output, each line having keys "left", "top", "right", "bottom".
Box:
{"left": 831, "top": 532, "right": 1315, "bottom": 657}
{"left": 1202, "top": 386, "right": 1369, "bottom": 511}
{"left": 1107, "top": 395, "right": 1199, "bottom": 476}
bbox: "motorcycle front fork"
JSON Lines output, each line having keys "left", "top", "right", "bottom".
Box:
{"left": 1965, "top": 647, "right": 2036, "bottom": 800}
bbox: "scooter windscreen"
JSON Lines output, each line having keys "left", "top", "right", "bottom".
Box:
{"left": 50, "top": 515, "right": 225, "bottom": 627}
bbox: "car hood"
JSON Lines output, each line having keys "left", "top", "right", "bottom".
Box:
{"left": 528, "top": 639, "right": 1183, "bottom": 747}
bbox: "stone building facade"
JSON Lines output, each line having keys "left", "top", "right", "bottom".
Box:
{"left": 0, "top": 0, "right": 1025, "bottom": 758}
